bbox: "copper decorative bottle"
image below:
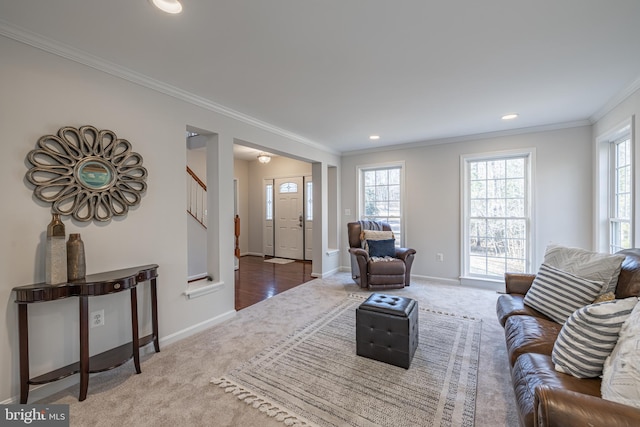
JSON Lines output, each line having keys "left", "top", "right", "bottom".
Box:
{"left": 67, "top": 233, "right": 86, "bottom": 281}
{"left": 45, "top": 213, "right": 67, "bottom": 284}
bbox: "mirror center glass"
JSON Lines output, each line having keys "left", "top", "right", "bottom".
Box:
{"left": 77, "top": 158, "right": 115, "bottom": 189}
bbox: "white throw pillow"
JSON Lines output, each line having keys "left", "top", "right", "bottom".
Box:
{"left": 602, "top": 300, "right": 640, "bottom": 408}
{"left": 543, "top": 244, "right": 625, "bottom": 294}
{"left": 552, "top": 297, "right": 638, "bottom": 378}
{"left": 523, "top": 263, "right": 604, "bottom": 324}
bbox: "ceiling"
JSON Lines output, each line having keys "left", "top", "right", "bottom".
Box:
{"left": 2, "top": 1, "right": 640, "bottom": 154}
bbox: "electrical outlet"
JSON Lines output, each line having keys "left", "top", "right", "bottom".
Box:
{"left": 91, "top": 310, "right": 105, "bottom": 328}
{"left": 436, "top": 253, "right": 444, "bottom": 262}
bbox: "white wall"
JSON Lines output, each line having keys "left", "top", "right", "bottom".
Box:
{"left": 0, "top": 36, "right": 339, "bottom": 403}
{"left": 234, "top": 157, "right": 250, "bottom": 255}
{"left": 341, "top": 125, "right": 594, "bottom": 284}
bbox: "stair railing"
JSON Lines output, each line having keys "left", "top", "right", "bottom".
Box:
{"left": 187, "top": 166, "right": 207, "bottom": 228}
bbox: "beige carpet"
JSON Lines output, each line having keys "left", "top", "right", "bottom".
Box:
{"left": 213, "top": 296, "right": 481, "bottom": 426}
{"left": 37, "top": 273, "right": 518, "bottom": 426}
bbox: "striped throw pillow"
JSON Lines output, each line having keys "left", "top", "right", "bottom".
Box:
{"left": 552, "top": 297, "right": 638, "bottom": 378}
{"left": 523, "top": 263, "right": 603, "bottom": 324}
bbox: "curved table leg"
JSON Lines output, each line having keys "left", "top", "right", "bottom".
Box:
{"left": 79, "top": 296, "right": 89, "bottom": 401}
{"left": 150, "top": 278, "right": 160, "bottom": 353}
{"left": 18, "top": 304, "right": 30, "bottom": 404}
{"left": 130, "top": 287, "right": 141, "bottom": 374}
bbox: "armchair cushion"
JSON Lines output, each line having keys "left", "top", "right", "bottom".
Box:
{"left": 361, "top": 229, "right": 394, "bottom": 242}
{"left": 361, "top": 230, "right": 394, "bottom": 252}
{"left": 367, "top": 238, "right": 396, "bottom": 258}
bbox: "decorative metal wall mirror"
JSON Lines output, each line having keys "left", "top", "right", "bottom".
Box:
{"left": 26, "top": 125, "right": 147, "bottom": 222}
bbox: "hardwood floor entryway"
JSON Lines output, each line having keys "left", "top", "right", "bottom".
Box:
{"left": 235, "top": 255, "right": 314, "bottom": 310}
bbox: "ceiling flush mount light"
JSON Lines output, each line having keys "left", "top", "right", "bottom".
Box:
{"left": 369, "top": 135, "right": 380, "bottom": 141}
{"left": 150, "top": 0, "right": 183, "bottom": 14}
{"left": 257, "top": 153, "right": 271, "bottom": 164}
{"left": 501, "top": 113, "right": 519, "bottom": 120}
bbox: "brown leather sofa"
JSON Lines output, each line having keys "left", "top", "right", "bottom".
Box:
{"left": 347, "top": 221, "right": 416, "bottom": 290}
{"left": 496, "top": 248, "right": 640, "bottom": 427}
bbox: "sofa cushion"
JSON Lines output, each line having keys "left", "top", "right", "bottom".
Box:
{"left": 602, "top": 300, "right": 640, "bottom": 409}
{"left": 552, "top": 297, "right": 638, "bottom": 378}
{"left": 523, "top": 263, "right": 603, "bottom": 324}
{"left": 543, "top": 244, "right": 625, "bottom": 294}
{"left": 511, "top": 353, "right": 602, "bottom": 427}
{"left": 496, "top": 293, "right": 552, "bottom": 327}
{"left": 504, "top": 315, "right": 563, "bottom": 366}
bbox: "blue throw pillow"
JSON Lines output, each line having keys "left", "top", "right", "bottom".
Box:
{"left": 367, "top": 238, "right": 396, "bottom": 257}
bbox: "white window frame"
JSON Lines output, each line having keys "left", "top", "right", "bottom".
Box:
{"left": 265, "top": 183, "right": 273, "bottom": 221}
{"left": 357, "top": 161, "right": 406, "bottom": 247}
{"left": 460, "top": 149, "right": 535, "bottom": 286}
{"left": 610, "top": 135, "right": 632, "bottom": 253}
{"left": 595, "top": 118, "right": 635, "bottom": 253}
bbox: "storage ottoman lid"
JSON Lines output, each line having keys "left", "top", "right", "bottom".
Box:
{"left": 359, "top": 293, "right": 416, "bottom": 317}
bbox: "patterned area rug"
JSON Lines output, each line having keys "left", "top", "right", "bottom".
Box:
{"left": 264, "top": 258, "right": 295, "bottom": 264}
{"left": 212, "top": 296, "right": 482, "bottom": 427}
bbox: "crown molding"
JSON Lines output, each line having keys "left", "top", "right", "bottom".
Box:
{"left": 590, "top": 74, "right": 640, "bottom": 123}
{"left": 342, "top": 119, "right": 592, "bottom": 157}
{"left": 0, "top": 19, "right": 339, "bottom": 156}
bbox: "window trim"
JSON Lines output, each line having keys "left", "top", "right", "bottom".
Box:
{"left": 595, "top": 117, "right": 635, "bottom": 253}
{"left": 460, "top": 148, "right": 536, "bottom": 285}
{"left": 356, "top": 161, "right": 406, "bottom": 247}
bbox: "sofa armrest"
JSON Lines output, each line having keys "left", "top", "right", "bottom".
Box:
{"left": 395, "top": 247, "right": 416, "bottom": 261}
{"left": 535, "top": 385, "right": 640, "bottom": 427}
{"left": 504, "top": 273, "right": 536, "bottom": 294}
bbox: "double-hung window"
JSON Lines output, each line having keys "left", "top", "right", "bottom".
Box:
{"left": 609, "top": 127, "right": 633, "bottom": 253}
{"left": 461, "top": 150, "right": 534, "bottom": 281}
{"left": 358, "top": 162, "right": 404, "bottom": 246}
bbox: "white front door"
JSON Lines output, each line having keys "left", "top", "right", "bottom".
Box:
{"left": 274, "top": 177, "right": 304, "bottom": 259}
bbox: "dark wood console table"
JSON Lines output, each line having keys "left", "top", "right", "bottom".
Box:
{"left": 13, "top": 264, "right": 159, "bottom": 403}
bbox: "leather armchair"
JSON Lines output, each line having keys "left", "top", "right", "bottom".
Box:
{"left": 347, "top": 221, "right": 416, "bottom": 290}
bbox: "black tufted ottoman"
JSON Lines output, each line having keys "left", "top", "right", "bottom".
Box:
{"left": 356, "top": 293, "right": 418, "bottom": 369}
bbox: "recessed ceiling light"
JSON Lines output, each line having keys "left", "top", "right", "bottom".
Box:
{"left": 501, "top": 113, "right": 519, "bottom": 120}
{"left": 150, "top": 0, "right": 183, "bottom": 14}
{"left": 369, "top": 135, "right": 380, "bottom": 140}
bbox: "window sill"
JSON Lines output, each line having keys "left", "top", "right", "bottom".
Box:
{"left": 459, "top": 276, "right": 505, "bottom": 292}
{"left": 184, "top": 279, "right": 224, "bottom": 299}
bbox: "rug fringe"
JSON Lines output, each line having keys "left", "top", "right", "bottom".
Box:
{"left": 211, "top": 377, "right": 318, "bottom": 427}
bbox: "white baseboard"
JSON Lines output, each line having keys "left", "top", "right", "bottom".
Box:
{"left": 160, "top": 309, "right": 236, "bottom": 347}
{"left": 1, "top": 310, "right": 237, "bottom": 405}
{"left": 338, "top": 266, "right": 502, "bottom": 291}
{"left": 410, "top": 274, "right": 461, "bottom": 286}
